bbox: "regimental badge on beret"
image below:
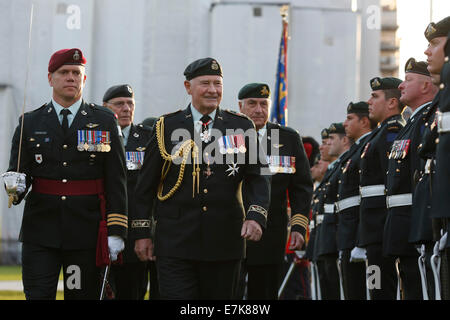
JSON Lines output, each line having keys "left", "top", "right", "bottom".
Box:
{"left": 404, "top": 57, "right": 430, "bottom": 76}
{"left": 328, "top": 122, "right": 345, "bottom": 134}
{"left": 211, "top": 60, "right": 219, "bottom": 70}
{"left": 238, "top": 83, "right": 271, "bottom": 100}
{"left": 184, "top": 57, "right": 223, "bottom": 80}
{"left": 321, "top": 128, "right": 329, "bottom": 139}
{"left": 103, "top": 84, "right": 134, "bottom": 102}
{"left": 424, "top": 17, "right": 450, "bottom": 41}
{"left": 371, "top": 77, "right": 381, "bottom": 89}
{"left": 73, "top": 50, "right": 80, "bottom": 61}
{"left": 425, "top": 23, "right": 437, "bottom": 38}
{"left": 127, "top": 85, "right": 133, "bottom": 94}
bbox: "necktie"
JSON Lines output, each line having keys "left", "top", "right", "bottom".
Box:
{"left": 61, "top": 109, "right": 71, "bottom": 134}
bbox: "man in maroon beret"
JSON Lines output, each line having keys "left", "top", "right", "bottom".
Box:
{"left": 2, "top": 48, "right": 128, "bottom": 300}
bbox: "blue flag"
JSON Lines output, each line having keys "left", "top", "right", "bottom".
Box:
{"left": 271, "top": 19, "right": 288, "bottom": 126}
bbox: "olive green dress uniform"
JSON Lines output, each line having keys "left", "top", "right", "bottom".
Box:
{"left": 8, "top": 101, "right": 127, "bottom": 299}
{"left": 359, "top": 77, "right": 405, "bottom": 300}
{"left": 244, "top": 121, "right": 313, "bottom": 300}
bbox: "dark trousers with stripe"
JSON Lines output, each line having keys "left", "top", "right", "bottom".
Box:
{"left": 366, "top": 243, "right": 397, "bottom": 300}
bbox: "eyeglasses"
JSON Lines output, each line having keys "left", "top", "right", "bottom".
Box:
{"left": 107, "top": 101, "right": 135, "bottom": 108}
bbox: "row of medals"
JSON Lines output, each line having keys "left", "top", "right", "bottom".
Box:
{"left": 219, "top": 146, "right": 247, "bottom": 154}
{"left": 77, "top": 142, "right": 111, "bottom": 152}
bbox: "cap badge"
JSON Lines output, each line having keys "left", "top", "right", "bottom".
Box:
{"left": 372, "top": 78, "right": 381, "bottom": 88}
{"left": 260, "top": 86, "right": 269, "bottom": 96}
{"left": 127, "top": 86, "right": 133, "bottom": 93}
{"left": 73, "top": 50, "right": 80, "bottom": 61}
{"left": 426, "top": 23, "right": 436, "bottom": 37}
{"left": 211, "top": 61, "right": 219, "bottom": 70}
{"left": 406, "top": 60, "right": 413, "bottom": 70}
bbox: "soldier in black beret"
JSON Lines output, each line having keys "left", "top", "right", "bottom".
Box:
{"left": 102, "top": 84, "right": 155, "bottom": 300}
{"left": 314, "top": 122, "right": 351, "bottom": 299}
{"left": 319, "top": 128, "right": 336, "bottom": 164}
{"left": 358, "top": 77, "right": 405, "bottom": 300}
{"left": 236, "top": 82, "right": 313, "bottom": 300}
{"left": 332, "top": 102, "right": 375, "bottom": 300}
{"left": 383, "top": 58, "right": 438, "bottom": 300}
{"left": 426, "top": 17, "right": 450, "bottom": 300}
{"left": 2, "top": 49, "right": 127, "bottom": 299}
{"left": 131, "top": 58, "right": 270, "bottom": 299}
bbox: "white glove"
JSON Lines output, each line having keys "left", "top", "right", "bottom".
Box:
{"left": 2, "top": 172, "right": 26, "bottom": 195}
{"left": 108, "top": 235, "right": 124, "bottom": 262}
{"left": 439, "top": 232, "right": 448, "bottom": 251}
{"left": 433, "top": 240, "right": 440, "bottom": 256}
{"left": 350, "top": 246, "right": 367, "bottom": 262}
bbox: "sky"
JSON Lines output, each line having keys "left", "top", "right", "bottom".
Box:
{"left": 397, "top": 0, "right": 450, "bottom": 79}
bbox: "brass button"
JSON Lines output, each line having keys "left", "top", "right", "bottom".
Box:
{"left": 203, "top": 189, "right": 208, "bottom": 194}
{"left": 63, "top": 162, "right": 68, "bottom": 166}
{"left": 446, "top": 56, "right": 449, "bottom": 62}
{"left": 63, "top": 144, "right": 68, "bottom": 149}
{"left": 36, "top": 144, "right": 40, "bottom": 148}
{"left": 90, "top": 154, "right": 96, "bottom": 158}
{"left": 436, "top": 138, "right": 440, "bottom": 144}
{"left": 62, "top": 179, "right": 67, "bottom": 183}
{"left": 440, "top": 83, "right": 445, "bottom": 90}
{"left": 396, "top": 169, "right": 400, "bottom": 173}
{"left": 61, "top": 196, "right": 67, "bottom": 200}
{"left": 202, "top": 206, "right": 207, "bottom": 212}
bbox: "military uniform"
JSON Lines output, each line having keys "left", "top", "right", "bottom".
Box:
{"left": 244, "top": 121, "right": 313, "bottom": 299}
{"left": 8, "top": 100, "right": 127, "bottom": 299}
{"left": 335, "top": 102, "right": 373, "bottom": 300}
{"left": 315, "top": 123, "right": 349, "bottom": 300}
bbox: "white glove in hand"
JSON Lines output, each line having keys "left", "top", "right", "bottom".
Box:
{"left": 108, "top": 235, "right": 124, "bottom": 261}
{"left": 350, "top": 246, "right": 367, "bottom": 262}
{"left": 433, "top": 240, "right": 440, "bottom": 256}
{"left": 439, "top": 232, "right": 448, "bottom": 252}
{"left": 2, "top": 172, "right": 26, "bottom": 195}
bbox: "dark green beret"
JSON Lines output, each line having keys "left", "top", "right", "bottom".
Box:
{"left": 405, "top": 57, "right": 430, "bottom": 76}
{"left": 445, "top": 30, "right": 450, "bottom": 57}
{"left": 103, "top": 84, "right": 134, "bottom": 102}
{"left": 370, "top": 77, "right": 402, "bottom": 91}
{"left": 328, "top": 122, "right": 345, "bottom": 135}
{"left": 184, "top": 57, "right": 222, "bottom": 81}
{"left": 321, "top": 128, "right": 329, "bottom": 139}
{"left": 347, "top": 101, "right": 369, "bottom": 114}
{"left": 424, "top": 16, "right": 450, "bottom": 41}
{"left": 238, "top": 83, "right": 270, "bottom": 100}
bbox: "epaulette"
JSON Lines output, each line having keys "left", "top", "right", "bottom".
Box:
{"left": 161, "top": 109, "right": 182, "bottom": 118}
{"left": 136, "top": 123, "right": 153, "bottom": 131}
{"left": 277, "top": 123, "right": 300, "bottom": 136}
{"left": 90, "top": 103, "right": 116, "bottom": 117}
{"left": 224, "top": 109, "right": 252, "bottom": 121}
{"left": 387, "top": 118, "right": 405, "bottom": 131}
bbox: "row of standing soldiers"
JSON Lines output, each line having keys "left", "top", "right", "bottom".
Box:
{"left": 304, "top": 16, "right": 450, "bottom": 300}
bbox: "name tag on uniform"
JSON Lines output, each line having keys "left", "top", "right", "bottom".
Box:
{"left": 389, "top": 139, "right": 410, "bottom": 159}
{"left": 266, "top": 155, "right": 296, "bottom": 174}
{"left": 126, "top": 151, "right": 145, "bottom": 170}
{"left": 218, "top": 134, "right": 246, "bottom": 154}
{"left": 77, "top": 130, "right": 111, "bottom": 152}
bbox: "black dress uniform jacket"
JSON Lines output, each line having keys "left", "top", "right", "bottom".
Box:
{"left": 245, "top": 122, "right": 313, "bottom": 265}
{"left": 336, "top": 133, "right": 372, "bottom": 251}
{"left": 383, "top": 103, "right": 433, "bottom": 257}
{"left": 316, "top": 153, "right": 348, "bottom": 257}
{"left": 132, "top": 106, "right": 270, "bottom": 261}
{"left": 432, "top": 45, "right": 450, "bottom": 221}
{"left": 304, "top": 183, "right": 321, "bottom": 261}
{"left": 123, "top": 123, "right": 153, "bottom": 262}
{"left": 8, "top": 101, "right": 128, "bottom": 249}
{"left": 359, "top": 114, "right": 404, "bottom": 247}
{"left": 410, "top": 94, "right": 440, "bottom": 244}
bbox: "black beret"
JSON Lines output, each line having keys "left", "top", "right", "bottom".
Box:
{"left": 184, "top": 57, "right": 222, "bottom": 80}
{"left": 424, "top": 16, "right": 450, "bottom": 41}
{"left": 370, "top": 77, "right": 402, "bottom": 91}
{"left": 347, "top": 101, "right": 369, "bottom": 114}
{"left": 405, "top": 58, "right": 430, "bottom": 76}
{"left": 321, "top": 128, "right": 329, "bottom": 139}
{"left": 328, "top": 122, "right": 345, "bottom": 135}
{"left": 238, "top": 83, "right": 270, "bottom": 100}
{"left": 103, "top": 84, "right": 134, "bottom": 102}
{"left": 445, "top": 30, "right": 450, "bottom": 58}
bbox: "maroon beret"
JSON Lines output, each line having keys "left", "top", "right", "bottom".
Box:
{"left": 48, "top": 48, "right": 86, "bottom": 73}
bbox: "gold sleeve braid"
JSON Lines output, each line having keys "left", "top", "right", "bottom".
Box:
{"left": 156, "top": 117, "right": 200, "bottom": 201}
{"left": 291, "top": 214, "right": 309, "bottom": 230}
